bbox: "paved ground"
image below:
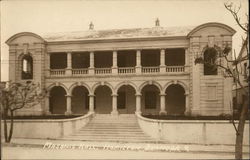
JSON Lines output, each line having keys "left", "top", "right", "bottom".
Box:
{"left": 3, "top": 146, "right": 249, "bottom": 159}
{"left": 2, "top": 138, "right": 250, "bottom": 159}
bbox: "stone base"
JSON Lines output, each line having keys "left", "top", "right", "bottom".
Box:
{"left": 111, "top": 110, "right": 119, "bottom": 116}
{"left": 65, "top": 111, "right": 72, "bottom": 115}
{"left": 159, "top": 111, "right": 167, "bottom": 115}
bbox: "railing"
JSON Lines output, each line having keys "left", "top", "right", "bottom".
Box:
{"left": 166, "top": 66, "right": 185, "bottom": 72}
{"left": 95, "top": 68, "right": 112, "bottom": 74}
{"left": 142, "top": 66, "right": 160, "bottom": 73}
{"left": 118, "top": 67, "right": 135, "bottom": 74}
{"left": 72, "top": 69, "right": 88, "bottom": 75}
{"left": 49, "top": 66, "right": 186, "bottom": 76}
{"left": 50, "top": 69, "right": 65, "bottom": 76}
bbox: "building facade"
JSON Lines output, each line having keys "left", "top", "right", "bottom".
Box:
{"left": 6, "top": 22, "right": 236, "bottom": 116}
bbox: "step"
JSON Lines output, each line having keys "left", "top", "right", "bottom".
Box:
{"left": 77, "top": 129, "right": 143, "bottom": 134}
{"left": 62, "top": 137, "right": 158, "bottom": 143}
{"left": 64, "top": 136, "right": 153, "bottom": 140}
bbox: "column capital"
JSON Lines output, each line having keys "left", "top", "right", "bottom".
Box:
{"left": 159, "top": 93, "right": 166, "bottom": 96}
{"left": 65, "top": 94, "right": 72, "bottom": 97}
{"left": 111, "top": 94, "right": 118, "bottom": 97}
{"left": 88, "top": 94, "right": 95, "bottom": 97}
{"left": 135, "top": 93, "right": 142, "bottom": 96}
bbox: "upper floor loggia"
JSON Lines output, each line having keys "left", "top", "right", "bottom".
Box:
{"left": 6, "top": 21, "right": 236, "bottom": 79}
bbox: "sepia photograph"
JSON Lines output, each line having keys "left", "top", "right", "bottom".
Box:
{"left": 0, "top": 0, "right": 249, "bottom": 159}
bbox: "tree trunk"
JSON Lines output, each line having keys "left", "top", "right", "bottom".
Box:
{"left": 3, "top": 109, "right": 8, "bottom": 143}
{"left": 7, "top": 110, "right": 14, "bottom": 143}
{"left": 235, "top": 100, "right": 248, "bottom": 159}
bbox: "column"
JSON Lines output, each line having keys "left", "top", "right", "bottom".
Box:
{"left": 46, "top": 53, "right": 50, "bottom": 77}
{"left": 88, "top": 94, "right": 95, "bottom": 113}
{"left": 111, "top": 94, "right": 118, "bottom": 115}
{"left": 65, "top": 95, "right": 72, "bottom": 115}
{"left": 160, "top": 49, "right": 166, "bottom": 73}
{"left": 89, "top": 51, "right": 95, "bottom": 75}
{"left": 184, "top": 93, "right": 190, "bottom": 116}
{"left": 135, "top": 93, "right": 142, "bottom": 114}
{"left": 112, "top": 51, "right": 118, "bottom": 74}
{"left": 66, "top": 52, "right": 72, "bottom": 75}
{"left": 44, "top": 94, "right": 51, "bottom": 115}
{"left": 159, "top": 93, "right": 167, "bottom": 115}
{"left": 135, "top": 50, "right": 141, "bottom": 74}
{"left": 185, "top": 48, "right": 189, "bottom": 72}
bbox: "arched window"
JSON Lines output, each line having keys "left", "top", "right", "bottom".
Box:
{"left": 204, "top": 48, "right": 217, "bottom": 75}
{"left": 22, "top": 54, "right": 33, "bottom": 79}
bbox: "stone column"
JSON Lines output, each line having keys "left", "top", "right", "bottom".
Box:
{"left": 160, "top": 49, "right": 166, "bottom": 73}
{"left": 44, "top": 94, "right": 51, "bottom": 115}
{"left": 88, "top": 94, "right": 95, "bottom": 113}
{"left": 135, "top": 93, "right": 142, "bottom": 114}
{"left": 46, "top": 53, "right": 50, "bottom": 77}
{"left": 66, "top": 52, "right": 72, "bottom": 75}
{"left": 184, "top": 93, "right": 190, "bottom": 116}
{"left": 112, "top": 51, "right": 118, "bottom": 74}
{"left": 65, "top": 95, "right": 72, "bottom": 115}
{"left": 185, "top": 48, "right": 189, "bottom": 72}
{"left": 159, "top": 93, "right": 167, "bottom": 115}
{"left": 111, "top": 94, "right": 118, "bottom": 115}
{"left": 135, "top": 50, "right": 141, "bottom": 74}
{"left": 89, "top": 51, "right": 95, "bottom": 75}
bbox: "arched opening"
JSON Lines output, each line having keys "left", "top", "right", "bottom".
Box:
{"left": 94, "top": 85, "right": 112, "bottom": 114}
{"left": 71, "top": 86, "right": 89, "bottom": 114}
{"left": 204, "top": 47, "right": 217, "bottom": 75}
{"left": 49, "top": 86, "right": 66, "bottom": 114}
{"left": 117, "top": 85, "right": 136, "bottom": 114}
{"left": 165, "top": 84, "right": 185, "bottom": 115}
{"left": 22, "top": 54, "right": 33, "bottom": 79}
{"left": 141, "top": 85, "right": 160, "bottom": 115}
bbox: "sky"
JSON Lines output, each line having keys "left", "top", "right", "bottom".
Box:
{"left": 0, "top": 0, "right": 248, "bottom": 81}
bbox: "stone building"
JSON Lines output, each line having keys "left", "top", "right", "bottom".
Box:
{"left": 6, "top": 22, "right": 236, "bottom": 116}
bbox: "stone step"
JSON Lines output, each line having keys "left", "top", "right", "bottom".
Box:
{"left": 71, "top": 134, "right": 150, "bottom": 138}
{"left": 64, "top": 136, "right": 153, "bottom": 140}
{"left": 86, "top": 123, "right": 139, "bottom": 128}
{"left": 78, "top": 129, "right": 143, "bottom": 132}
{"left": 62, "top": 114, "right": 154, "bottom": 143}
{"left": 62, "top": 137, "right": 158, "bottom": 143}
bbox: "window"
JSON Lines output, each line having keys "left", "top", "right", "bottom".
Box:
{"left": 21, "top": 54, "right": 33, "bottom": 79}
{"left": 204, "top": 48, "right": 217, "bottom": 75}
{"left": 118, "top": 92, "right": 126, "bottom": 109}
{"left": 207, "top": 86, "right": 216, "bottom": 100}
{"left": 145, "top": 91, "right": 157, "bottom": 109}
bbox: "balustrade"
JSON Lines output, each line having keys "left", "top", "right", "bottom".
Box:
{"left": 142, "top": 66, "right": 160, "bottom": 73}
{"left": 49, "top": 66, "right": 186, "bottom": 76}
{"left": 166, "top": 66, "right": 185, "bottom": 72}
{"left": 50, "top": 69, "right": 66, "bottom": 76}
{"left": 118, "top": 67, "right": 135, "bottom": 74}
{"left": 95, "top": 68, "right": 112, "bottom": 74}
{"left": 72, "top": 69, "right": 88, "bottom": 75}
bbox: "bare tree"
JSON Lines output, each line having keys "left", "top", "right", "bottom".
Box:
{"left": 195, "top": 2, "right": 248, "bottom": 159}
{"left": 0, "top": 81, "right": 46, "bottom": 143}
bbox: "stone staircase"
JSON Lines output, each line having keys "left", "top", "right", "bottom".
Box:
{"left": 62, "top": 114, "right": 158, "bottom": 143}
